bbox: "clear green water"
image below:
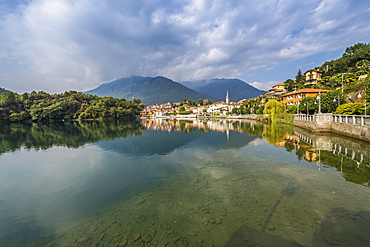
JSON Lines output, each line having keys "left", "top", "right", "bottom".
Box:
{"left": 0, "top": 120, "right": 369, "bottom": 246}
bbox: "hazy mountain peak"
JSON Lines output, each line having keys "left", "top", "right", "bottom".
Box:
{"left": 85, "top": 76, "right": 215, "bottom": 105}
{"left": 181, "top": 78, "right": 265, "bottom": 102}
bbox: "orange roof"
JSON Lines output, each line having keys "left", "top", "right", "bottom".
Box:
{"left": 274, "top": 83, "right": 285, "bottom": 86}
{"left": 269, "top": 88, "right": 283, "bottom": 92}
{"left": 280, "top": 88, "right": 329, "bottom": 97}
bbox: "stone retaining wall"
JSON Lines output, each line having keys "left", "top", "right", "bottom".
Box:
{"left": 294, "top": 113, "right": 370, "bottom": 142}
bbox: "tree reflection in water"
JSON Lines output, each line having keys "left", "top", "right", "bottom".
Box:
{"left": 1, "top": 119, "right": 369, "bottom": 187}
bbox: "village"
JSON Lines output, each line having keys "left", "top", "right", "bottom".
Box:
{"left": 140, "top": 68, "right": 332, "bottom": 118}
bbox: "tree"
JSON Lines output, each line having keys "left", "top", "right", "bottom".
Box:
{"left": 232, "top": 107, "right": 240, "bottom": 114}
{"left": 295, "top": 69, "right": 305, "bottom": 86}
{"left": 133, "top": 98, "right": 141, "bottom": 104}
{"left": 321, "top": 91, "right": 345, "bottom": 113}
{"left": 344, "top": 43, "right": 369, "bottom": 56}
{"left": 263, "top": 99, "right": 285, "bottom": 122}
{"left": 284, "top": 79, "right": 295, "bottom": 92}
{"left": 182, "top": 99, "right": 196, "bottom": 106}
{"left": 0, "top": 90, "right": 143, "bottom": 122}
{"left": 0, "top": 91, "right": 18, "bottom": 106}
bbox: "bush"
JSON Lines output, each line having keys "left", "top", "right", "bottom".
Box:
{"left": 334, "top": 103, "right": 365, "bottom": 115}
{"left": 287, "top": 105, "right": 297, "bottom": 114}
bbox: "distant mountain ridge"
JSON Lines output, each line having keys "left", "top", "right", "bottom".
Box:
{"left": 181, "top": 78, "right": 265, "bottom": 102}
{"left": 86, "top": 76, "right": 264, "bottom": 105}
{"left": 85, "top": 76, "right": 214, "bottom": 105}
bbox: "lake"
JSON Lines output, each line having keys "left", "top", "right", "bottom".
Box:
{"left": 0, "top": 119, "right": 369, "bottom": 246}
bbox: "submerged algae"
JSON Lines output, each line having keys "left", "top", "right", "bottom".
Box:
{"left": 29, "top": 152, "right": 370, "bottom": 247}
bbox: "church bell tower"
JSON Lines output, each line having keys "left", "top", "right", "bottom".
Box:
{"left": 226, "top": 90, "right": 230, "bottom": 104}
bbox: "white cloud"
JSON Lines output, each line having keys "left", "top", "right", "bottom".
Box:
{"left": 0, "top": 0, "right": 369, "bottom": 93}
{"left": 251, "top": 81, "right": 281, "bottom": 91}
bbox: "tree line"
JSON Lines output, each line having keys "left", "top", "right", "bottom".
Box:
{"left": 0, "top": 91, "right": 144, "bottom": 122}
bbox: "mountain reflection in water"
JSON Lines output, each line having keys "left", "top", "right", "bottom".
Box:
{"left": 0, "top": 119, "right": 369, "bottom": 247}
{"left": 1, "top": 119, "right": 369, "bottom": 187}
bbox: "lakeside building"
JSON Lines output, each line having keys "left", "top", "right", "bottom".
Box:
{"left": 280, "top": 88, "right": 330, "bottom": 106}
{"left": 304, "top": 69, "right": 322, "bottom": 85}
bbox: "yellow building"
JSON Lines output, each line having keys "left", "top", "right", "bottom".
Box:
{"left": 280, "top": 88, "right": 329, "bottom": 106}
{"left": 304, "top": 69, "right": 322, "bottom": 85}
{"left": 272, "top": 82, "right": 285, "bottom": 90}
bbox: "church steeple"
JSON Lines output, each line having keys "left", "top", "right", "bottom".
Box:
{"left": 226, "top": 90, "right": 230, "bottom": 104}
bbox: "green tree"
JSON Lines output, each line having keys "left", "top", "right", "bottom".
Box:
{"left": 182, "top": 99, "right": 196, "bottom": 106}
{"left": 320, "top": 91, "right": 345, "bottom": 113}
{"left": 284, "top": 79, "right": 295, "bottom": 92}
{"left": 263, "top": 99, "right": 285, "bottom": 122}
{"left": 0, "top": 91, "right": 18, "bottom": 106}
{"left": 203, "top": 99, "right": 212, "bottom": 105}
{"left": 0, "top": 90, "right": 143, "bottom": 122}
{"left": 231, "top": 107, "right": 240, "bottom": 114}
{"left": 295, "top": 69, "right": 305, "bottom": 86}
{"left": 133, "top": 98, "right": 141, "bottom": 104}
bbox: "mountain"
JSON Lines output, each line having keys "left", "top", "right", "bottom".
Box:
{"left": 181, "top": 78, "right": 266, "bottom": 102}
{"left": 85, "top": 76, "right": 215, "bottom": 105}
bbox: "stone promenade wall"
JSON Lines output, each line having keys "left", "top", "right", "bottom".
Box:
{"left": 294, "top": 113, "right": 370, "bottom": 142}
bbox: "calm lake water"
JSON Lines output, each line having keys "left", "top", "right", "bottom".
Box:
{"left": 0, "top": 119, "right": 369, "bottom": 247}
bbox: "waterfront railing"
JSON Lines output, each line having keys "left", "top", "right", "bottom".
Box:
{"left": 332, "top": 114, "right": 370, "bottom": 126}
{"left": 295, "top": 114, "right": 370, "bottom": 126}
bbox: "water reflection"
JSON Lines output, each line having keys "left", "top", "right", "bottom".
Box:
{"left": 292, "top": 127, "right": 370, "bottom": 187}
{"left": 2, "top": 120, "right": 368, "bottom": 187}
{"left": 0, "top": 121, "right": 144, "bottom": 155}
{"left": 141, "top": 119, "right": 370, "bottom": 187}
{"left": 0, "top": 120, "right": 369, "bottom": 246}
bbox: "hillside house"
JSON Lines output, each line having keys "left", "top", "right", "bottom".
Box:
{"left": 304, "top": 69, "right": 322, "bottom": 85}
{"left": 264, "top": 83, "right": 286, "bottom": 98}
{"left": 272, "top": 83, "right": 285, "bottom": 91}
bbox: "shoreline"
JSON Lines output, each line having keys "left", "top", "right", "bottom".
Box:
{"left": 139, "top": 114, "right": 260, "bottom": 121}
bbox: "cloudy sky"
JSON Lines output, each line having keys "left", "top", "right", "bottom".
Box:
{"left": 0, "top": 0, "right": 369, "bottom": 93}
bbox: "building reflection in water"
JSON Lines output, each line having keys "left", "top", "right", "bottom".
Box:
{"left": 140, "top": 119, "right": 370, "bottom": 187}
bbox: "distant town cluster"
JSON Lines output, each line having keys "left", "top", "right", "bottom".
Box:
{"left": 140, "top": 91, "right": 245, "bottom": 117}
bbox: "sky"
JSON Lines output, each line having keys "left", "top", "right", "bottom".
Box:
{"left": 0, "top": 0, "right": 369, "bottom": 93}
